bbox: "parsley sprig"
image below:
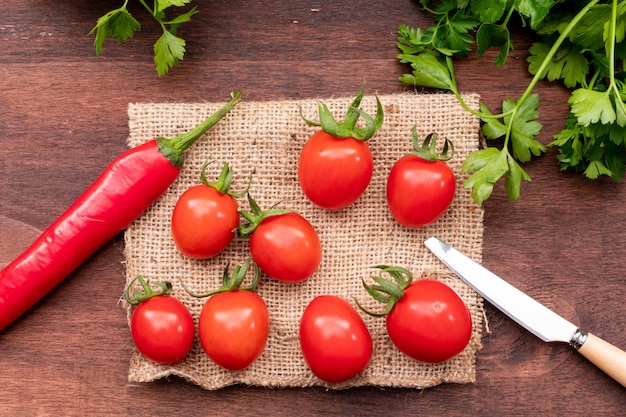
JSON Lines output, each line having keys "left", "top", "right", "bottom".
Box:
{"left": 398, "top": 0, "right": 626, "bottom": 204}
{"left": 89, "top": 0, "right": 199, "bottom": 76}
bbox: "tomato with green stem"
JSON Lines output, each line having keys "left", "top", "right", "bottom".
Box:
{"left": 300, "top": 295, "right": 373, "bottom": 383}
{"left": 238, "top": 194, "right": 322, "bottom": 283}
{"left": 182, "top": 259, "right": 269, "bottom": 371}
{"left": 357, "top": 265, "right": 472, "bottom": 364}
{"left": 298, "top": 87, "right": 384, "bottom": 210}
{"left": 171, "top": 160, "right": 249, "bottom": 259}
{"left": 387, "top": 127, "right": 456, "bottom": 228}
{"left": 126, "top": 276, "right": 195, "bottom": 365}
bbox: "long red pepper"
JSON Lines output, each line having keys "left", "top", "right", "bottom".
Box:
{"left": 0, "top": 90, "right": 242, "bottom": 332}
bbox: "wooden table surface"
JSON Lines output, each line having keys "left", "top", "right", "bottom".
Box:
{"left": 1, "top": 1, "right": 624, "bottom": 415}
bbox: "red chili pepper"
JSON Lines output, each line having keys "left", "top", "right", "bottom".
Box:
{"left": 0, "top": 90, "right": 242, "bottom": 332}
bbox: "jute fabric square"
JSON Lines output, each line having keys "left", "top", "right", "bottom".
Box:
{"left": 124, "top": 92, "right": 484, "bottom": 390}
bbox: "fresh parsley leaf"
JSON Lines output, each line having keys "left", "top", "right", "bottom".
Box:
{"left": 166, "top": 6, "right": 199, "bottom": 25}
{"left": 476, "top": 23, "right": 512, "bottom": 65}
{"left": 154, "top": 30, "right": 187, "bottom": 76}
{"left": 462, "top": 147, "right": 532, "bottom": 203}
{"left": 397, "top": 50, "right": 456, "bottom": 90}
{"left": 157, "top": 0, "right": 192, "bottom": 13}
{"left": 584, "top": 160, "right": 613, "bottom": 178}
{"left": 504, "top": 154, "right": 532, "bottom": 202}
{"left": 480, "top": 102, "right": 508, "bottom": 139}
{"left": 481, "top": 95, "right": 545, "bottom": 163}
{"left": 528, "top": 41, "right": 589, "bottom": 87}
{"left": 569, "top": 88, "right": 616, "bottom": 126}
{"left": 503, "top": 94, "right": 545, "bottom": 162}
{"left": 397, "top": 24, "right": 430, "bottom": 55}
{"left": 552, "top": 113, "right": 626, "bottom": 180}
{"left": 569, "top": 4, "right": 612, "bottom": 50}
{"left": 551, "top": 116, "right": 587, "bottom": 169}
{"left": 424, "top": 0, "right": 470, "bottom": 14}
{"left": 470, "top": 0, "right": 507, "bottom": 23}
{"left": 515, "top": 0, "right": 556, "bottom": 29}
{"left": 90, "top": 7, "right": 140, "bottom": 56}
{"left": 614, "top": 92, "right": 626, "bottom": 127}
{"left": 604, "top": 139, "right": 626, "bottom": 179}
{"left": 533, "top": 8, "right": 571, "bottom": 36}
{"left": 431, "top": 10, "right": 478, "bottom": 57}
{"left": 91, "top": 1, "right": 199, "bottom": 75}
{"left": 462, "top": 148, "right": 509, "bottom": 203}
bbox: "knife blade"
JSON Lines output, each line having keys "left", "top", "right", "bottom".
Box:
{"left": 424, "top": 236, "right": 626, "bottom": 388}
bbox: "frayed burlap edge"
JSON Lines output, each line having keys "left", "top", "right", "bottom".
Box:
{"left": 124, "top": 91, "right": 485, "bottom": 390}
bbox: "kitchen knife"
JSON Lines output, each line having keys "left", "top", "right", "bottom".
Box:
{"left": 424, "top": 236, "right": 626, "bottom": 388}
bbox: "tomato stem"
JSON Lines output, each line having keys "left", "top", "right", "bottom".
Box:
{"left": 410, "top": 126, "right": 454, "bottom": 162}
{"left": 355, "top": 265, "right": 414, "bottom": 317}
{"left": 199, "top": 159, "right": 252, "bottom": 197}
{"left": 181, "top": 258, "right": 260, "bottom": 297}
{"left": 125, "top": 275, "right": 173, "bottom": 306}
{"left": 299, "top": 86, "right": 384, "bottom": 141}
{"left": 237, "top": 194, "right": 291, "bottom": 237}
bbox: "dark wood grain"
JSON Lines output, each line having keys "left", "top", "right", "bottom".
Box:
{"left": 1, "top": 0, "right": 625, "bottom": 415}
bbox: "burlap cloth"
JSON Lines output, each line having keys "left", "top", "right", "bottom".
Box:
{"left": 124, "top": 92, "right": 485, "bottom": 390}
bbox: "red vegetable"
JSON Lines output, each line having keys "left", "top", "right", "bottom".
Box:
{"left": 357, "top": 265, "right": 472, "bottom": 363}
{"left": 238, "top": 195, "right": 322, "bottom": 283}
{"left": 171, "top": 160, "right": 248, "bottom": 259}
{"left": 0, "top": 91, "right": 242, "bottom": 332}
{"left": 126, "top": 276, "right": 195, "bottom": 365}
{"left": 298, "top": 87, "right": 383, "bottom": 210}
{"left": 387, "top": 127, "right": 456, "bottom": 228}
{"left": 299, "top": 295, "right": 372, "bottom": 383}
{"left": 183, "top": 259, "right": 269, "bottom": 371}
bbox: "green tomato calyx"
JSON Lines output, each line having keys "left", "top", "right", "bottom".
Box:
{"left": 199, "top": 158, "right": 251, "bottom": 197}
{"left": 300, "top": 86, "right": 384, "bottom": 141}
{"left": 355, "top": 265, "right": 413, "bottom": 317}
{"left": 410, "top": 126, "right": 455, "bottom": 162}
{"left": 181, "top": 258, "right": 260, "bottom": 297}
{"left": 237, "top": 194, "right": 292, "bottom": 237}
{"left": 125, "top": 275, "right": 173, "bottom": 306}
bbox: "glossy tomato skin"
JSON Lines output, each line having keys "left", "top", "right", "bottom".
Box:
{"left": 298, "top": 130, "right": 374, "bottom": 210}
{"left": 299, "top": 295, "right": 373, "bottom": 383}
{"left": 250, "top": 212, "right": 322, "bottom": 282}
{"left": 171, "top": 185, "right": 240, "bottom": 259}
{"left": 386, "top": 279, "right": 472, "bottom": 363}
{"left": 198, "top": 290, "right": 269, "bottom": 371}
{"left": 130, "top": 296, "right": 195, "bottom": 365}
{"left": 386, "top": 155, "right": 456, "bottom": 228}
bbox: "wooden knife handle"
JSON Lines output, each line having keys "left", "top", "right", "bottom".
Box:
{"left": 577, "top": 332, "right": 626, "bottom": 388}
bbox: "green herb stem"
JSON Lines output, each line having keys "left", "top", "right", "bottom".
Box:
{"left": 518, "top": 0, "right": 600, "bottom": 108}
{"left": 609, "top": 0, "right": 617, "bottom": 83}
{"left": 456, "top": 0, "right": 602, "bottom": 134}
{"left": 447, "top": 55, "right": 514, "bottom": 121}
{"left": 607, "top": 0, "right": 626, "bottom": 120}
{"left": 499, "top": 0, "right": 601, "bottom": 149}
{"left": 138, "top": 0, "right": 154, "bottom": 16}
{"left": 501, "top": 6, "right": 515, "bottom": 27}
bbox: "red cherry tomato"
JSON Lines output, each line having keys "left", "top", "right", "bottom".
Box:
{"left": 386, "top": 131, "right": 456, "bottom": 228}
{"left": 299, "top": 295, "right": 373, "bottom": 383}
{"left": 386, "top": 155, "right": 455, "bottom": 228}
{"left": 198, "top": 290, "right": 269, "bottom": 371}
{"left": 249, "top": 212, "right": 322, "bottom": 282}
{"left": 386, "top": 279, "right": 472, "bottom": 363}
{"left": 171, "top": 184, "right": 240, "bottom": 259}
{"left": 130, "top": 295, "right": 195, "bottom": 365}
{"left": 298, "top": 130, "right": 374, "bottom": 210}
